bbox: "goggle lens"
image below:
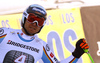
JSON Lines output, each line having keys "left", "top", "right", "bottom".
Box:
{"left": 27, "top": 13, "right": 45, "bottom": 26}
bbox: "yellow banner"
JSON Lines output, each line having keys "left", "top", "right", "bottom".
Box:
{"left": 0, "top": 7, "right": 90, "bottom": 63}
{"left": 0, "top": 14, "right": 22, "bottom": 29}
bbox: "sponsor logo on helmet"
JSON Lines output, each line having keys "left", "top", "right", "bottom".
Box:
{"left": 32, "top": 7, "right": 46, "bottom": 15}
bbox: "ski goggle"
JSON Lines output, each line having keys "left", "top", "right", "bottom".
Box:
{"left": 27, "top": 13, "right": 45, "bottom": 27}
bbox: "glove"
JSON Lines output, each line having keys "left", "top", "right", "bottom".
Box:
{"left": 72, "top": 38, "right": 89, "bottom": 58}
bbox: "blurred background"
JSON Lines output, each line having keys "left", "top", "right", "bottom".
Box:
{"left": 0, "top": 0, "right": 100, "bottom": 15}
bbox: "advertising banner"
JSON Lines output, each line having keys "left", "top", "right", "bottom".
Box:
{"left": 0, "top": 7, "right": 90, "bottom": 63}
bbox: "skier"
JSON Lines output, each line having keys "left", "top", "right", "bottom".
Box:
{"left": 0, "top": 4, "right": 89, "bottom": 63}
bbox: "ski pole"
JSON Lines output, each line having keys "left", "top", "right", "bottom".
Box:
{"left": 83, "top": 49, "right": 94, "bottom": 63}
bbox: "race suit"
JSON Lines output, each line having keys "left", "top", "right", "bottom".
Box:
{"left": 0, "top": 27, "right": 78, "bottom": 63}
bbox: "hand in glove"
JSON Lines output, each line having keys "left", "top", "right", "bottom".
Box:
{"left": 72, "top": 38, "right": 89, "bottom": 58}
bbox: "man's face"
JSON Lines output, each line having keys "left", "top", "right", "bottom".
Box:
{"left": 23, "top": 20, "right": 42, "bottom": 35}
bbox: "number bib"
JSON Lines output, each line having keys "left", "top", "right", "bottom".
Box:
{"left": 0, "top": 28, "right": 43, "bottom": 63}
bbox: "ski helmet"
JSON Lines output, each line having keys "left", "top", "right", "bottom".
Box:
{"left": 21, "top": 4, "right": 47, "bottom": 35}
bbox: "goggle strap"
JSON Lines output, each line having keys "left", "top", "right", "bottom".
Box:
{"left": 43, "top": 20, "right": 46, "bottom": 26}
{"left": 23, "top": 11, "right": 29, "bottom": 18}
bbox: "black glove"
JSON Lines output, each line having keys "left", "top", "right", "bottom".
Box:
{"left": 72, "top": 38, "right": 89, "bottom": 58}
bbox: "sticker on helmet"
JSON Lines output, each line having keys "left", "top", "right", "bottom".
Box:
{"left": 32, "top": 7, "right": 46, "bottom": 15}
